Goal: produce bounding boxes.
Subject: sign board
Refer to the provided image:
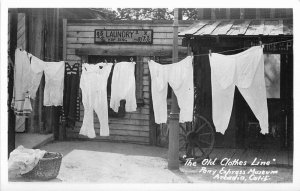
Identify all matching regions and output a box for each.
[95,29,153,44]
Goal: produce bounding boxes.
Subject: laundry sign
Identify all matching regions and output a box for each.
[95,29,153,44]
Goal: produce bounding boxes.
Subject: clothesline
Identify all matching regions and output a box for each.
[154,39,293,62]
[24,39,293,64]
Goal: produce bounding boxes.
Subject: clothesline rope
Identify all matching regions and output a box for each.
[131,39,293,63]
[25,39,293,64]
[153,39,293,62]
[187,39,293,57]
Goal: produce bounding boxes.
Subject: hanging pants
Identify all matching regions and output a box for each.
[63,63,80,128]
[148,56,194,124]
[79,63,113,138]
[209,46,269,134]
[110,61,137,113]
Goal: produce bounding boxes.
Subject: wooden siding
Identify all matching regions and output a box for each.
[8,13,11,50]
[65,20,190,144]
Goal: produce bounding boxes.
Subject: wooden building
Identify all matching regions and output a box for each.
[64,19,193,145]
[179,17,293,150]
[8,8,293,154]
[7,8,107,154]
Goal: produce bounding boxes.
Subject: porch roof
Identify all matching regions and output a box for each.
[178,19,293,37]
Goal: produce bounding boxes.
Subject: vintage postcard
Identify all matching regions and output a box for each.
[1,0,299,190]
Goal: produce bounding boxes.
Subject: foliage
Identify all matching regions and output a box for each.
[115,8,174,20]
[92,8,200,20]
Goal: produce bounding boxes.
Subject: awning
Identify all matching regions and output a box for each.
[179,19,293,37]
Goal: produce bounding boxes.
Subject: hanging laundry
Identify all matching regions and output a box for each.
[110,61,137,113]
[29,55,65,106]
[79,63,113,138]
[11,49,34,116]
[148,56,194,124]
[63,62,80,128]
[209,46,269,134]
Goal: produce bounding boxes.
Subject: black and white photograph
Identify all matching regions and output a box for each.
[1,0,299,190]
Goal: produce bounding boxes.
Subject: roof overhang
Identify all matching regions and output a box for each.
[179,19,293,38]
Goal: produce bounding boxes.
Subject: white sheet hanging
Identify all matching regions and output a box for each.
[209,46,269,134]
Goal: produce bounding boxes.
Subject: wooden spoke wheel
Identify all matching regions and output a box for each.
[179,115,215,163]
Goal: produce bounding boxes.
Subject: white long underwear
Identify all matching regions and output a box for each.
[11,49,33,116]
[79,63,113,138]
[148,56,194,124]
[209,46,269,135]
[29,55,65,106]
[110,62,137,112]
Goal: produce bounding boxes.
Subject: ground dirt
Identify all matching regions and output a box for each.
[9,141,293,183]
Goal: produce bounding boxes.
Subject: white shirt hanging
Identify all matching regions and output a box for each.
[110,61,137,113]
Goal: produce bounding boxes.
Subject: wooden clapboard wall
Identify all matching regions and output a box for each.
[64,20,192,144]
[8,13,11,51]
[17,13,26,49]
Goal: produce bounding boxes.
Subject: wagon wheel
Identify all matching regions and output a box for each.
[179,114,215,163]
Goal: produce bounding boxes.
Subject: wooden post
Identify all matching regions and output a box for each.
[44,9,61,139]
[168,8,180,170]
[59,18,67,140]
[8,9,18,156]
[62,19,67,61]
[28,8,45,133]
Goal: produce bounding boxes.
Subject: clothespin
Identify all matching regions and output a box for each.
[130,57,134,62]
[84,67,87,71]
[104,59,107,64]
[114,59,117,65]
[209,49,212,56]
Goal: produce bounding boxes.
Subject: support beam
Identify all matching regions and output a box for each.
[8,9,18,156]
[168,8,180,170]
[28,9,45,133]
